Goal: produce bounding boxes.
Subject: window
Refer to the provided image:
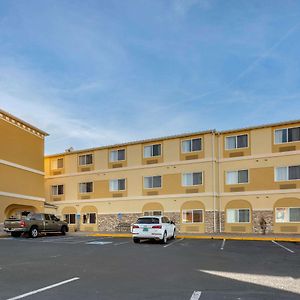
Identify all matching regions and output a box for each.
[182,209,203,223]
[162,217,170,223]
[275,207,300,223]
[64,214,76,224]
[227,209,250,223]
[82,213,96,224]
[79,182,93,193]
[143,211,162,216]
[78,154,93,166]
[275,165,300,181]
[226,170,249,184]
[109,179,126,191]
[144,176,162,189]
[109,149,125,162]
[225,134,248,150]
[51,158,63,169]
[137,217,159,224]
[181,138,202,153]
[275,127,300,144]
[51,185,64,196]
[143,144,161,158]
[182,172,203,186]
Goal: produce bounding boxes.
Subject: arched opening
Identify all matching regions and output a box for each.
[180,200,205,233]
[4,204,40,220]
[273,197,300,234]
[80,206,98,231]
[225,200,252,233]
[142,202,164,216]
[61,206,77,231]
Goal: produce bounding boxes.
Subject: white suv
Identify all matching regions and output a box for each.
[131,216,176,244]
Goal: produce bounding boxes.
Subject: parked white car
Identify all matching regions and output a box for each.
[131,216,176,244]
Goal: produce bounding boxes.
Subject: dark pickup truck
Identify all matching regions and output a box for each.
[4,213,69,238]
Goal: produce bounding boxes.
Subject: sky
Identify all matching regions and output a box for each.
[0,0,300,154]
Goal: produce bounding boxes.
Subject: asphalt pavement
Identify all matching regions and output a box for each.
[0,235,299,300]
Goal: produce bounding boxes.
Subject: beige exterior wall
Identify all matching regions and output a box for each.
[0,110,47,223]
[44,121,300,234]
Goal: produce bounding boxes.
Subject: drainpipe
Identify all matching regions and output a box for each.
[217,133,222,233]
[211,131,216,233]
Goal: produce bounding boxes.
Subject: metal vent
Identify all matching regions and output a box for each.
[81,195,90,200]
[52,171,62,176]
[146,159,158,164]
[280,184,296,190]
[185,154,198,160]
[186,189,199,193]
[112,163,123,168]
[279,146,296,152]
[112,193,123,197]
[230,187,245,192]
[280,226,298,233]
[229,152,244,157]
[147,191,158,196]
[81,167,91,172]
[231,226,246,232]
[52,197,61,201]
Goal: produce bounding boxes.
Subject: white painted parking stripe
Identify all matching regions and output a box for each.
[163,238,184,248]
[114,241,130,246]
[86,241,113,245]
[6,277,80,300]
[272,241,295,253]
[220,239,226,250]
[190,290,202,299]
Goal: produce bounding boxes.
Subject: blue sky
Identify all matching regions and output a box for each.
[0,0,299,154]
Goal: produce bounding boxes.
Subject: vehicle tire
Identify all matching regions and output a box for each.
[29,226,39,238]
[133,238,140,243]
[61,226,67,235]
[161,231,167,244]
[11,232,21,238]
[172,229,176,239]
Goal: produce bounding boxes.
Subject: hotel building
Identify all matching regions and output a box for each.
[0,109,48,223]
[44,120,300,234]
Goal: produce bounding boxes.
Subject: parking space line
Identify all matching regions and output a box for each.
[114,241,130,246]
[6,277,80,300]
[271,241,295,253]
[163,238,184,248]
[220,239,226,250]
[190,290,202,299]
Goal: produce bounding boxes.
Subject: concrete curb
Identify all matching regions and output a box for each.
[88,233,300,242]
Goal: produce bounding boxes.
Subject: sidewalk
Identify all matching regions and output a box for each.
[88,232,300,242]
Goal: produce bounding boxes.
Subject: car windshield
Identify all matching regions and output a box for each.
[136,217,159,224]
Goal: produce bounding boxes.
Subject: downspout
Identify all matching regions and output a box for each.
[218,133,222,232]
[211,131,216,233]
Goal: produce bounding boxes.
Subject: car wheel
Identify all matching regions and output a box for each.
[11,232,21,238]
[61,226,67,235]
[133,238,140,243]
[161,231,167,244]
[29,227,39,238]
[172,229,176,239]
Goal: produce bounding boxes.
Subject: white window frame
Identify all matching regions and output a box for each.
[274,126,300,145]
[82,212,97,224]
[109,149,126,162]
[143,210,162,216]
[275,207,300,223]
[226,208,251,224]
[109,178,126,191]
[181,138,202,153]
[78,154,93,166]
[182,209,204,224]
[51,185,64,196]
[64,214,76,224]
[143,143,162,158]
[225,134,249,150]
[143,175,162,189]
[225,169,249,185]
[181,172,203,187]
[79,182,94,194]
[51,158,64,170]
[274,166,300,182]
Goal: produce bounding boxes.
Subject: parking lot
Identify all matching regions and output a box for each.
[0,235,299,300]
